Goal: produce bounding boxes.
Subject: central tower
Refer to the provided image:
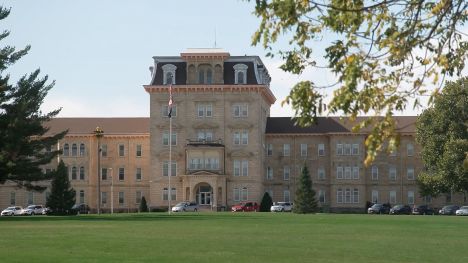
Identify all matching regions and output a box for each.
[144,48,275,210]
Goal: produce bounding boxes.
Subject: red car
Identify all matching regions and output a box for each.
[231,202,258,212]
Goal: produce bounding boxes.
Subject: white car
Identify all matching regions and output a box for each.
[21,205,45,216]
[455,206,468,216]
[172,202,199,212]
[1,206,23,216]
[270,202,293,212]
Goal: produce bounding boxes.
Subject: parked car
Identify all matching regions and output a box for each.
[439,205,460,215]
[412,205,435,215]
[390,204,412,215]
[21,205,45,216]
[1,206,23,216]
[171,202,199,212]
[455,206,468,216]
[231,202,258,212]
[71,204,90,215]
[270,202,293,212]
[367,203,391,214]
[42,207,51,215]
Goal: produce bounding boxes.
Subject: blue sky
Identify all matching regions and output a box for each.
[1,0,463,117]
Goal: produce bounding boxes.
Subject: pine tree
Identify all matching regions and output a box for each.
[293,165,318,214]
[259,192,273,212]
[0,6,66,191]
[139,196,148,212]
[46,160,75,215]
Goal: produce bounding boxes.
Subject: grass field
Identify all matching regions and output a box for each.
[1,212,467,263]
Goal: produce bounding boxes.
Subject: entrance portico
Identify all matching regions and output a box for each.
[181,172,226,210]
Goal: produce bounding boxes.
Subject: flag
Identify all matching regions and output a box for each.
[168,84,173,118]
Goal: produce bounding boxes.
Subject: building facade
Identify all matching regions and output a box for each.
[0,49,465,212]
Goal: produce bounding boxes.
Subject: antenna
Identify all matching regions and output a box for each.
[214,27,217,48]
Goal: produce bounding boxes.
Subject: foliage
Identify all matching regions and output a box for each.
[259,191,273,212]
[293,165,318,213]
[416,77,468,196]
[0,6,66,191]
[139,196,149,212]
[46,160,76,215]
[250,0,468,165]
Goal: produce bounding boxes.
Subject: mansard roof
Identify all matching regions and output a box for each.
[44,118,150,136]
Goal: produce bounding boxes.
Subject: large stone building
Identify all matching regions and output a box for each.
[0,49,465,212]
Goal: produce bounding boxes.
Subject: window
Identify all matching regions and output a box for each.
[283,166,290,180]
[197,130,213,142]
[283,190,290,202]
[389,166,397,181]
[352,144,359,155]
[233,130,248,145]
[389,190,396,204]
[118,167,125,181]
[336,166,343,179]
[27,192,34,206]
[344,167,351,179]
[163,161,177,177]
[136,144,142,157]
[337,188,343,203]
[353,188,359,203]
[446,193,452,203]
[372,190,379,203]
[136,191,142,204]
[79,166,85,180]
[423,195,432,203]
[371,166,379,180]
[198,69,205,84]
[190,158,202,170]
[79,190,84,204]
[71,167,77,180]
[283,144,290,156]
[344,144,351,155]
[407,167,415,180]
[266,144,273,156]
[300,144,307,157]
[101,144,107,157]
[233,160,248,176]
[317,168,325,180]
[101,192,107,204]
[233,103,248,118]
[266,167,273,180]
[63,143,69,156]
[319,190,326,203]
[234,64,248,84]
[234,188,240,201]
[336,144,343,155]
[241,187,248,201]
[101,168,108,181]
[407,143,414,156]
[162,131,177,146]
[345,188,351,203]
[162,104,177,118]
[79,143,85,156]
[408,191,415,205]
[162,64,176,85]
[119,144,125,157]
[136,168,142,181]
[10,192,15,205]
[233,160,240,176]
[352,166,359,179]
[318,143,325,156]
[162,188,176,201]
[119,191,124,205]
[206,69,212,84]
[72,143,78,156]
[241,160,248,176]
[197,103,212,118]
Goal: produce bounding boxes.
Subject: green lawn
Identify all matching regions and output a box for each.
[1,213,467,263]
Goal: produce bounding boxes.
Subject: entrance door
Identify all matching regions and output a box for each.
[197,185,212,205]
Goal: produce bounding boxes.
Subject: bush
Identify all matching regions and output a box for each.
[259,192,273,212]
[139,196,148,212]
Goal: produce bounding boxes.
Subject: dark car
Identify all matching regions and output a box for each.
[71,204,90,215]
[439,205,460,215]
[390,204,412,215]
[367,203,391,214]
[412,205,435,215]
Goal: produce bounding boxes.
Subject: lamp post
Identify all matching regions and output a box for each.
[109,168,113,214]
[94,126,104,214]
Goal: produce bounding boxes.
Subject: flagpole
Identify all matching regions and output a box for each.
[168,84,173,215]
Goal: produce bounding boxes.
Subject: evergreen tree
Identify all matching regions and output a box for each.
[259,192,273,212]
[46,160,75,215]
[0,6,66,191]
[139,196,148,212]
[293,165,318,214]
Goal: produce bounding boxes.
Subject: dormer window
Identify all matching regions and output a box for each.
[234,64,248,84]
[162,64,177,85]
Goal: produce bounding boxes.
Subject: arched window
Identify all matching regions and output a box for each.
[198,69,205,84]
[237,72,245,84]
[79,166,85,180]
[63,143,70,156]
[166,72,173,85]
[206,69,212,84]
[234,64,248,84]
[79,143,85,156]
[162,64,177,85]
[71,166,77,180]
[71,144,78,156]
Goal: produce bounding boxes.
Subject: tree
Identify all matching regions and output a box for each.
[251,0,468,165]
[293,165,318,214]
[0,6,66,191]
[259,192,273,212]
[139,196,149,212]
[46,160,76,215]
[416,77,468,197]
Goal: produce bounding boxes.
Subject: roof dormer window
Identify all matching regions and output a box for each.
[234,64,248,84]
[162,64,177,85]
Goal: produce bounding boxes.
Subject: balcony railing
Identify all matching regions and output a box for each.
[186,138,224,146]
